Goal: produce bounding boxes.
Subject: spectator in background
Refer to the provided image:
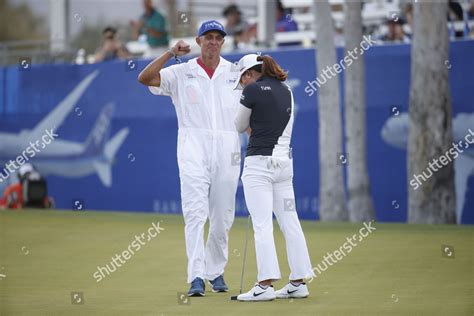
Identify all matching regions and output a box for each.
[276,0,300,46]
[95,27,130,62]
[0,164,32,210]
[0,180,22,209]
[223,4,250,50]
[379,17,410,43]
[276,0,298,33]
[223,4,248,36]
[448,0,464,21]
[130,0,169,57]
[448,0,465,38]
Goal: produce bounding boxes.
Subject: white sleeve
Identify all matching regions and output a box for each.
[234,104,252,133]
[148,65,178,97]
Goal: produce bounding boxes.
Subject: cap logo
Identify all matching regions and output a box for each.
[206,22,222,29]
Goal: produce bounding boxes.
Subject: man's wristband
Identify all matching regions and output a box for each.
[168,49,182,64]
[167,49,176,58]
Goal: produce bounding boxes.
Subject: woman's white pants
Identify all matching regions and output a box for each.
[241,155,314,282]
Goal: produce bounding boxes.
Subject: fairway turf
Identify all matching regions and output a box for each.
[0,210,472,315]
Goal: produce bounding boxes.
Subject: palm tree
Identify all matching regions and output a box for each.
[344,0,375,222]
[408,2,456,223]
[314,0,348,221]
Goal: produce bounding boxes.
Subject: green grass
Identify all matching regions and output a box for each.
[0,210,472,315]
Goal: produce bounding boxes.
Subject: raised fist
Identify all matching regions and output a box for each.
[171,40,191,56]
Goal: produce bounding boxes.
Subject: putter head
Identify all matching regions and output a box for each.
[230,295,238,300]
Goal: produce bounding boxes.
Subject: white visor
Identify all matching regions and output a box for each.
[233,54,263,90]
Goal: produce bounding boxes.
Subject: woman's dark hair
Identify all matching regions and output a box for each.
[250,55,288,82]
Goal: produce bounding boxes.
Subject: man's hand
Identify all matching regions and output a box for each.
[171,40,191,56]
[138,44,184,87]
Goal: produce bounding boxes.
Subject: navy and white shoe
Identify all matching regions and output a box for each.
[188,277,205,297]
[209,275,229,292]
[275,282,309,298]
[237,284,276,301]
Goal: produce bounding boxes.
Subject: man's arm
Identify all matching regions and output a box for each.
[137,40,190,87]
[147,28,166,39]
[116,43,131,59]
[94,40,115,62]
[130,19,144,41]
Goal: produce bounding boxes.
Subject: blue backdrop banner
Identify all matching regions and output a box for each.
[1,41,473,224]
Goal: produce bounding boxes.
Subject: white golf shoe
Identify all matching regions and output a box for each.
[237,284,276,302]
[275,282,309,299]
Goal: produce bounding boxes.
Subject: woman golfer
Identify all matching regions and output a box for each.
[233,54,314,301]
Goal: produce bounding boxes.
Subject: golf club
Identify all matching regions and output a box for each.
[230,214,251,301]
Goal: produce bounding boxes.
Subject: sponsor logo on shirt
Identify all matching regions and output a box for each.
[260,86,271,91]
[240,94,245,100]
[185,73,196,79]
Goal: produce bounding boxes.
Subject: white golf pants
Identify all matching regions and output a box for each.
[178,128,240,283]
[241,155,314,282]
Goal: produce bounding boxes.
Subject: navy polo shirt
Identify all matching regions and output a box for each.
[240,75,294,158]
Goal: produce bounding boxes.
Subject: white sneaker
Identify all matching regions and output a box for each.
[275,282,309,299]
[237,284,276,302]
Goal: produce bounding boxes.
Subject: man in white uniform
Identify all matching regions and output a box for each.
[138,20,241,296]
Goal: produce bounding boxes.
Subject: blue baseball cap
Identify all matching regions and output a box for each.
[197,20,227,37]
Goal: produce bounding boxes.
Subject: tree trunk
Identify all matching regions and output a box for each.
[314,0,348,221]
[344,1,375,222]
[408,2,456,223]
